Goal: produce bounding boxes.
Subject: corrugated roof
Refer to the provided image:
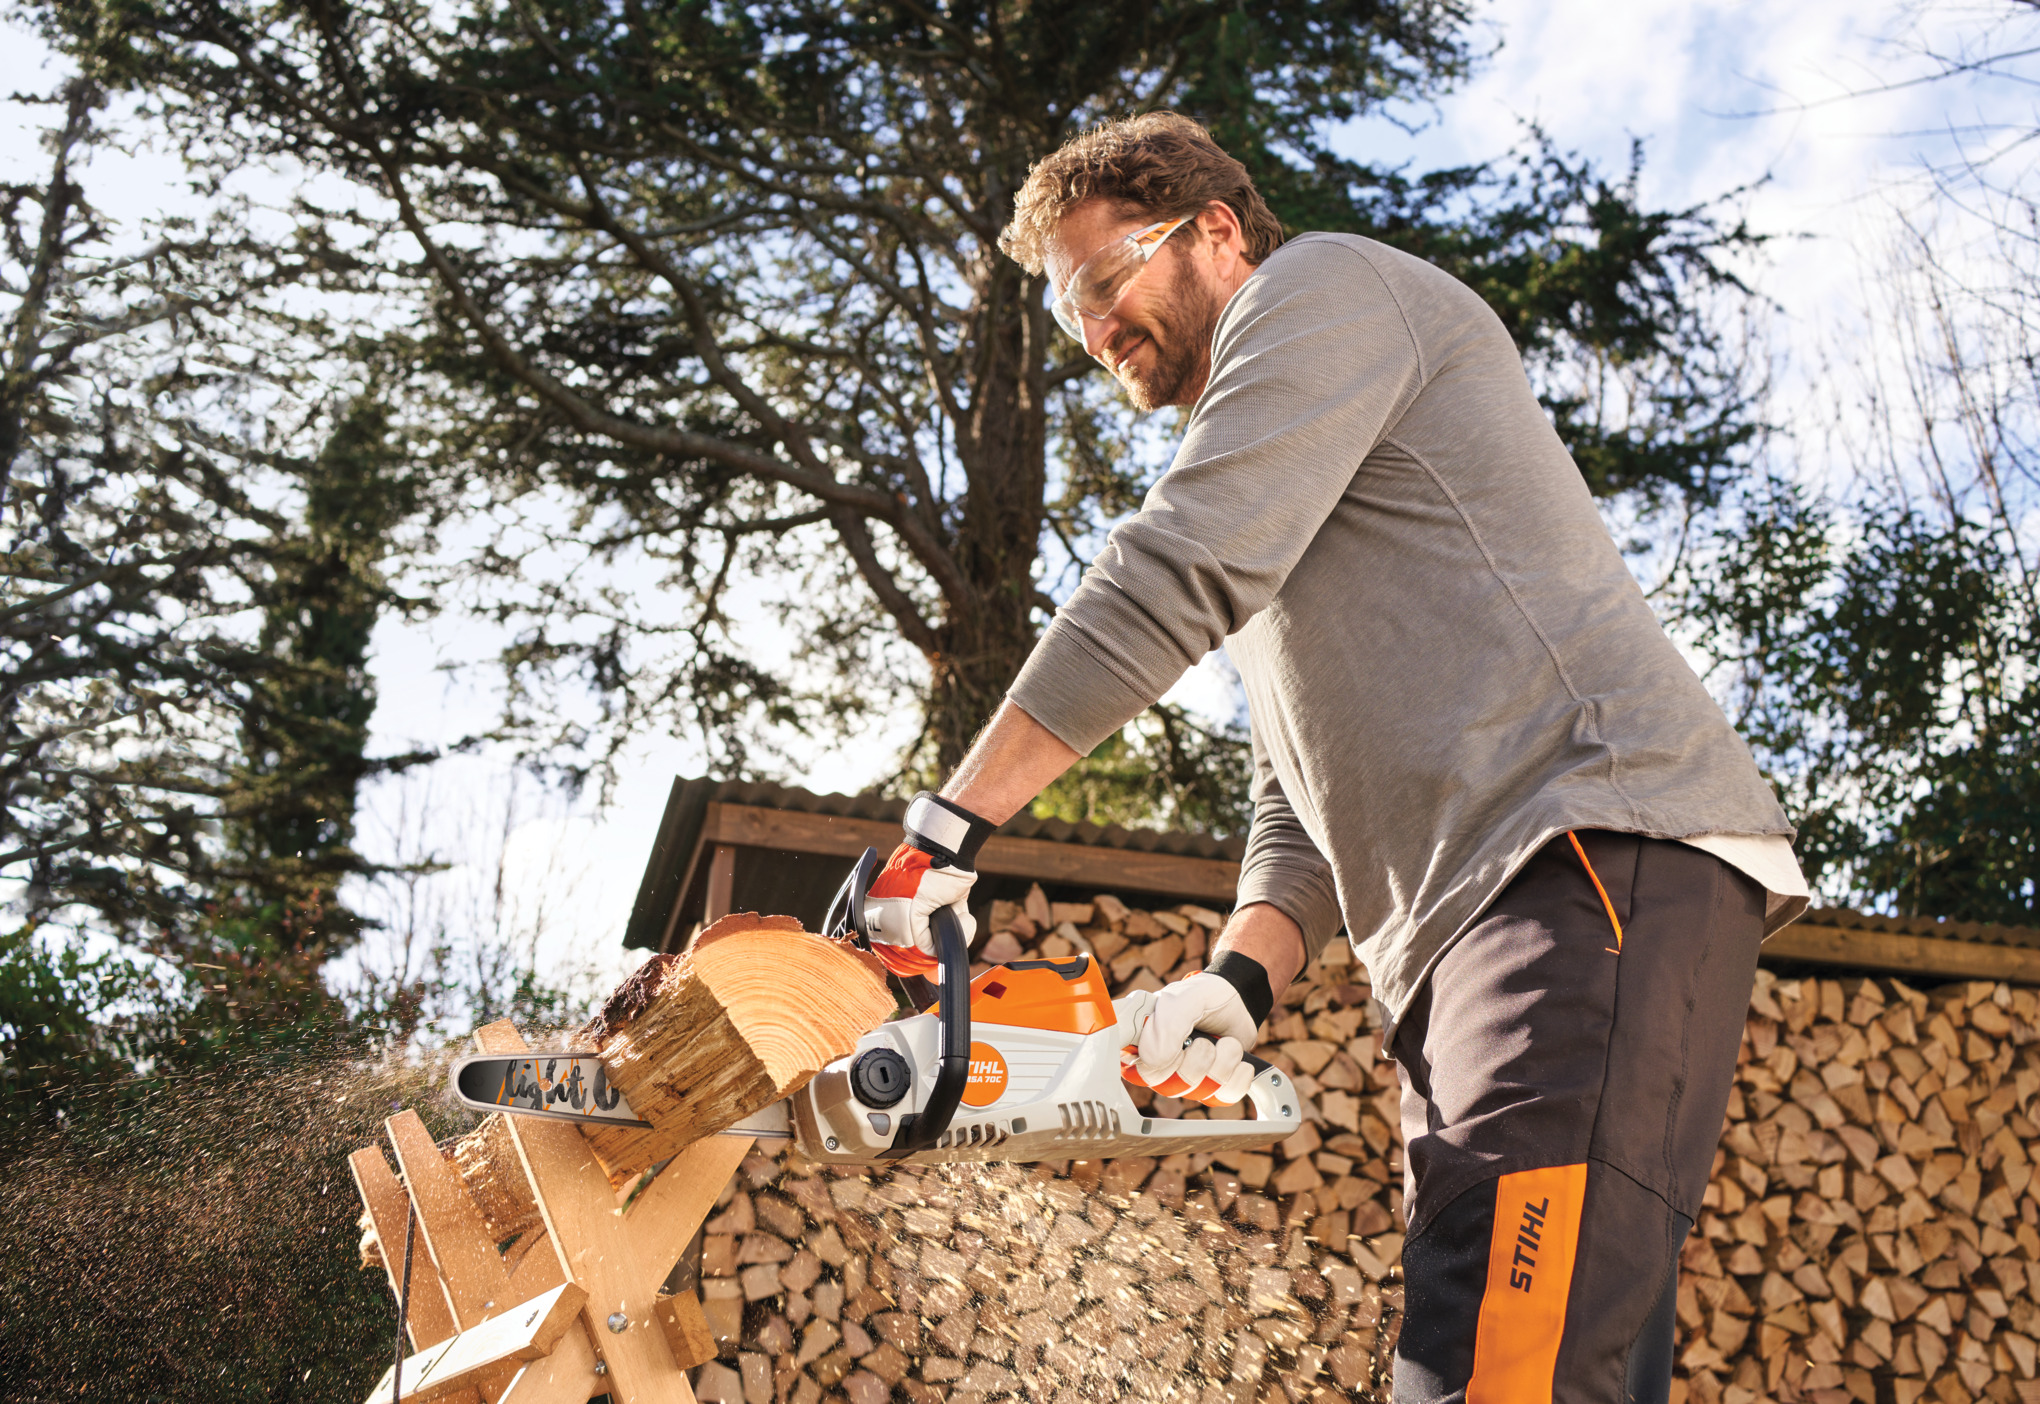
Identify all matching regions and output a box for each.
[694,778,1247,860]
[1795,905,2040,952]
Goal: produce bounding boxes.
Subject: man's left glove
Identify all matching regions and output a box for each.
[864,791,995,977]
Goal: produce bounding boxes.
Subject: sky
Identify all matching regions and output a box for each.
[4,1,2035,1001]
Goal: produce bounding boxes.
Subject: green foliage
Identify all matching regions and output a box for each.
[1679,477,2039,925]
[0,921,153,1100]
[1033,701,1256,837]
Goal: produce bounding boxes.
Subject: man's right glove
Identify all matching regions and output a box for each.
[1120,950,1275,1106]
[863,791,995,977]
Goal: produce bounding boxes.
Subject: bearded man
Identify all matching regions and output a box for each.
[861,112,1808,1404]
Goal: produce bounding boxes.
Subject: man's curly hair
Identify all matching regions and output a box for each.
[999,113,1286,275]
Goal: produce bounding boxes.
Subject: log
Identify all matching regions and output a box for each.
[450,1111,536,1243]
[577,912,893,1178]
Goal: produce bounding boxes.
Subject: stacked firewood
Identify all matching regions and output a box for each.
[684,888,2040,1404]
[1684,967,2040,1404]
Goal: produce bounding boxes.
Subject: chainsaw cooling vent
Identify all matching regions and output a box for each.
[936,1122,1008,1150]
[1054,1100,1121,1140]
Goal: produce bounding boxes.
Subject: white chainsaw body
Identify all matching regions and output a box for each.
[450,851,1303,1169]
[790,970,1303,1166]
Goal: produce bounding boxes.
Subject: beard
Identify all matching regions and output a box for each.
[1104,253,1227,412]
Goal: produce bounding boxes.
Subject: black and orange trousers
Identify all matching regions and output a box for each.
[1389,831,1767,1404]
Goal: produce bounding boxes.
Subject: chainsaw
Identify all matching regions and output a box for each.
[451,847,1302,1165]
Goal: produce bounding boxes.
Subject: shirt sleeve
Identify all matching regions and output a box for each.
[1007,236,1426,755]
[1235,729,1344,965]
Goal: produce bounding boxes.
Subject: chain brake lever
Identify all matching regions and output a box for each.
[823,846,880,949]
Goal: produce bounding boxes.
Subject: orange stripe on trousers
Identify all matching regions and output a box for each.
[1566,830,1625,952]
[1466,1163,1589,1404]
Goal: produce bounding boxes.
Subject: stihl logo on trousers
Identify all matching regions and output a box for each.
[1468,1167,1584,1403]
[1508,1196,1549,1291]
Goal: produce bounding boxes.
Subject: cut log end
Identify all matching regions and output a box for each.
[584,922,893,1172]
[423,917,890,1244]
[689,927,894,1091]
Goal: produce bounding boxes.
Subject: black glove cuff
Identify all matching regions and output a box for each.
[902,791,996,869]
[1205,950,1275,1030]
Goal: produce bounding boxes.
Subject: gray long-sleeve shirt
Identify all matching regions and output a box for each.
[1008,232,1795,1030]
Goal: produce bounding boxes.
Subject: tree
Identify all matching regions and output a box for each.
[1673,0,2040,926]
[1683,483,2037,925]
[42,0,1766,806]
[1,78,425,1044]
[1678,191,2040,926]
[0,916,152,1101]
[204,396,423,1010]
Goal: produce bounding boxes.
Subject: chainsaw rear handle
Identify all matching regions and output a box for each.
[1189,1032,1278,1080]
[1166,1032,1279,1099]
[880,902,970,1157]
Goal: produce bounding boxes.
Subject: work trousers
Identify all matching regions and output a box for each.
[1389,831,1766,1404]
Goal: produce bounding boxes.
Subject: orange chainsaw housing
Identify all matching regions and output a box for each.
[928,955,1118,1036]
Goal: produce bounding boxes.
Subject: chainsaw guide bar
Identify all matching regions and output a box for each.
[452,1054,651,1129]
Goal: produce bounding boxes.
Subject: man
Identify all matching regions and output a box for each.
[861,113,1808,1404]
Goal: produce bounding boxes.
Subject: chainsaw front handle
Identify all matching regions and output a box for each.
[880,902,970,1157]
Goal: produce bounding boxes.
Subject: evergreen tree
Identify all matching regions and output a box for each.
[1,80,425,1071]
[203,398,423,1024]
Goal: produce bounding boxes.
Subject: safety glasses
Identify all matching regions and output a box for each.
[1050,216,1192,342]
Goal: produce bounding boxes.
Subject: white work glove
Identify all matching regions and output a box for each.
[861,791,993,977]
[865,848,977,977]
[1120,953,1273,1106]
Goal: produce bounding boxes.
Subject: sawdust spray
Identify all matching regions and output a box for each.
[0,1027,526,1402]
[696,1143,1402,1404]
[0,1005,1396,1404]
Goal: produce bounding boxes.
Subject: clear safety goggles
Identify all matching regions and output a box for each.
[1050,216,1192,342]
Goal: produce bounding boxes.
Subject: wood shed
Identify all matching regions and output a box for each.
[623,777,1241,956]
[623,775,2040,988]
